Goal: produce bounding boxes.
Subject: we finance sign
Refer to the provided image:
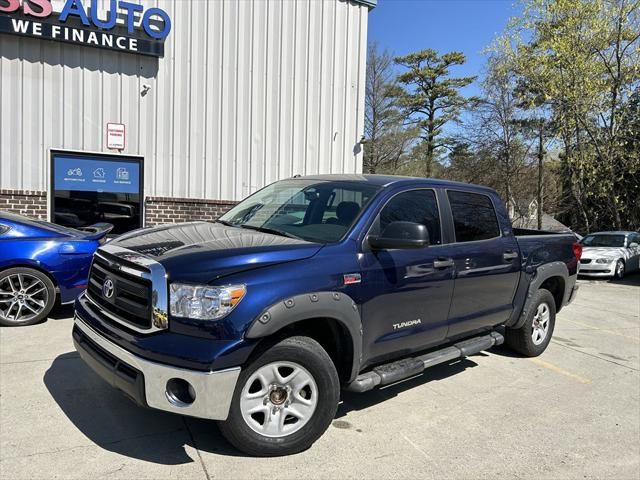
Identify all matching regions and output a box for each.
[0,0,171,57]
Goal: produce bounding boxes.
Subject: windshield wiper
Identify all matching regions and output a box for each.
[238,225,304,240]
[215,219,234,227]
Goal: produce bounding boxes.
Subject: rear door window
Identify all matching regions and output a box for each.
[447,191,500,242]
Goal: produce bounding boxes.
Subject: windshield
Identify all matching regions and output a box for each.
[580,234,626,248]
[219,179,381,243]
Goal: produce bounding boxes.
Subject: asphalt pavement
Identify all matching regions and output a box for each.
[1,275,639,479]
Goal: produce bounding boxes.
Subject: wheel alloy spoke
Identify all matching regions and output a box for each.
[28,287,46,297]
[285,402,314,422]
[271,364,286,385]
[7,301,18,319]
[22,302,39,314]
[241,395,268,415]
[6,277,18,293]
[24,280,42,293]
[262,409,285,436]
[14,303,24,321]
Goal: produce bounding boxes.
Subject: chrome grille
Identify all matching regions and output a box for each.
[86,245,169,333]
[88,255,152,329]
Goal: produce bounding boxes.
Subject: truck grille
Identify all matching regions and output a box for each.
[87,254,152,330]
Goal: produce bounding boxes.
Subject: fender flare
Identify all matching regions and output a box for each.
[245,291,363,382]
[511,261,569,329]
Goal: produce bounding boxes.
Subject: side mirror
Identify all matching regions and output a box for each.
[368,221,429,250]
[629,242,639,248]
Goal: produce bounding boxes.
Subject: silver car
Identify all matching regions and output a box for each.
[579,231,640,279]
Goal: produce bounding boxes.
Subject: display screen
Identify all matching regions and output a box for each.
[51,152,143,235]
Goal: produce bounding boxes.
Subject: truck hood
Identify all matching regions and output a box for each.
[581,246,627,260]
[109,222,322,283]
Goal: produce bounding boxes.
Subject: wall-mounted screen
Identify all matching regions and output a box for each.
[51,152,143,234]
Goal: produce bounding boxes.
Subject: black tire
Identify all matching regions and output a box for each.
[614,259,625,280]
[0,267,56,327]
[505,288,556,357]
[218,336,340,457]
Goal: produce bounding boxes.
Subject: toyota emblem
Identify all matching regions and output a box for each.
[102,278,115,299]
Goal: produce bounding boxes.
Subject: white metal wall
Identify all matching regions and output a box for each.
[0,0,369,200]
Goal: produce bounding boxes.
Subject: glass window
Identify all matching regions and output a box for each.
[219,180,380,243]
[51,153,142,235]
[379,190,441,245]
[0,224,9,236]
[448,190,500,242]
[580,234,626,248]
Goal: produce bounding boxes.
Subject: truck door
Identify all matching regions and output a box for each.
[443,190,521,337]
[359,189,455,366]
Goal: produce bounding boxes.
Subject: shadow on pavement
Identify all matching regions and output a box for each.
[44,352,245,465]
[44,351,486,462]
[610,272,640,286]
[578,271,640,287]
[49,304,75,320]
[336,356,480,418]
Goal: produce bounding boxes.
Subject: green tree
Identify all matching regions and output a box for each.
[502,0,640,231]
[394,49,476,177]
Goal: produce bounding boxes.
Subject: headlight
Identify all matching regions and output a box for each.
[169,284,246,320]
[595,258,611,264]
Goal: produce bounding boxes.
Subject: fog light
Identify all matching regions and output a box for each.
[165,378,196,406]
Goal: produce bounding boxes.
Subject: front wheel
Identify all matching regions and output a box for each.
[614,259,625,280]
[505,288,556,357]
[218,336,340,457]
[0,268,56,326]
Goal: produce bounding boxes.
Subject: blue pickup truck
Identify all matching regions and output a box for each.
[73,175,581,456]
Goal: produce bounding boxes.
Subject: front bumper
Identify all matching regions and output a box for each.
[73,317,241,420]
[579,261,615,277]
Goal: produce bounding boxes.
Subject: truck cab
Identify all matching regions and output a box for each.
[73,175,580,456]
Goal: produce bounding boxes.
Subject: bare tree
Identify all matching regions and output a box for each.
[364,43,414,174]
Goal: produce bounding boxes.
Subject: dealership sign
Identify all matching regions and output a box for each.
[0,0,171,57]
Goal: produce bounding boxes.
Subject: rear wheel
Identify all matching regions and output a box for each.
[218,336,340,456]
[0,268,56,327]
[505,288,556,357]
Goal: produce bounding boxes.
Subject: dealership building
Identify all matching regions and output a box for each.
[0,0,375,233]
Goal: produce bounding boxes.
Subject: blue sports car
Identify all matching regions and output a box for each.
[0,212,112,326]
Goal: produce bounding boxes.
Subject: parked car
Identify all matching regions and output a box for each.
[578,231,640,279]
[72,175,581,456]
[0,212,112,326]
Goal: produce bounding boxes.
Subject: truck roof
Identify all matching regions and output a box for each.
[291,174,498,194]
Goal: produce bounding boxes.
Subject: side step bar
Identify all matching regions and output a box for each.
[345,331,504,393]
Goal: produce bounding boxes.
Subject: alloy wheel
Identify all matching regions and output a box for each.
[239,361,318,438]
[0,274,49,323]
[531,302,550,346]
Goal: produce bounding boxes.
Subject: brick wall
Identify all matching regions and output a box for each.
[145,196,237,227]
[0,190,237,227]
[0,190,47,219]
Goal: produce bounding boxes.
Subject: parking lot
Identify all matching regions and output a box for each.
[1,276,638,480]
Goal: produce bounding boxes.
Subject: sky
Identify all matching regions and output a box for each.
[368,0,523,98]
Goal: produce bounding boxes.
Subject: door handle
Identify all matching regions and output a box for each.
[433,258,454,269]
[503,250,519,261]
